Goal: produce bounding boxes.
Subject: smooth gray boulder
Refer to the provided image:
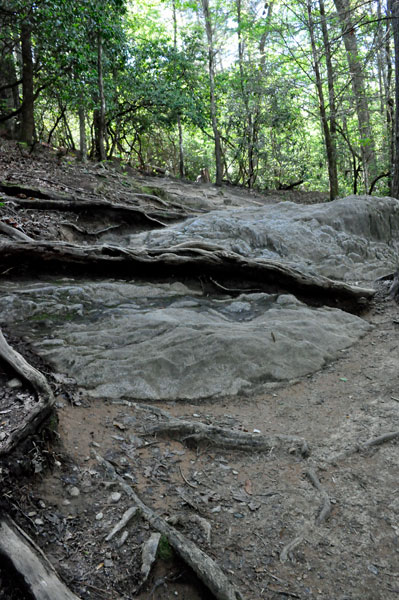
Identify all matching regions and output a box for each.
[130,196,399,281]
[0,280,370,401]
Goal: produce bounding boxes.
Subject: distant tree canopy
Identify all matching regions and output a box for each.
[0,0,398,197]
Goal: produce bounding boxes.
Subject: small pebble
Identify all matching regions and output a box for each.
[96,512,103,521]
[7,378,22,389]
[63,499,71,506]
[104,559,113,568]
[34,518,44,526]
[69,486,80,497]
[110,492,121,503]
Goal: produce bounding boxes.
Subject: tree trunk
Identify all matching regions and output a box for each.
[94,32,106,161]
[201,0,223,186]
[333,0,376,192]
[172,0,185,179]
[79,104,87,162]
[0,38,19,138]
[20,23,35,145]
[389,0,399,198]
[319,0,339,199]
[307,0,338,201]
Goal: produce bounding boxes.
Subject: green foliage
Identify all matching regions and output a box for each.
[157,534,174,560]
[0,0,393,192]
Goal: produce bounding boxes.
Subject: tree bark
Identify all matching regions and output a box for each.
[0,38,19,138]
[78,103,87,162]
[201,0,223,186]
[389,0,399,198]
[319,0,339,199]
[20,23,35,145]
[94,32,106,161]
[172,0,185,178]
[307,0,338,201]
[333,0,376,192]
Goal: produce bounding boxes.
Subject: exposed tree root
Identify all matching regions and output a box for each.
[0,181,193,223]
[327,430,399,464]
[305,468,332,525]
[0,513,80,600]
[280,469,332,563]
[135,403,310,457]
[0,221,33,241]
[0,328,54,456]
[280,534,305,563]
[0,239,375,310]
[94,452,243,600]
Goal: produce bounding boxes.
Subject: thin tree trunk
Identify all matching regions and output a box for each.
[307,0,338,201]
[385,1,394,193]
[201,0,223,186]
[333,0,376,192]
[249,1,274,188]
[20,23,35,145]
[319,0,339,199]
[172,0,185,178]
[79,104,87,162]
[0,38,19,138]
[389,0,399,198]
[95,32,106,161]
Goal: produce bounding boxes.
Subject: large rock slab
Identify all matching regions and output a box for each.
[0,280,370,401]
[131,196,399,281]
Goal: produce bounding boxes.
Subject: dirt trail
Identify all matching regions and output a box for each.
[1,143,398,600]
[14,294,396,600]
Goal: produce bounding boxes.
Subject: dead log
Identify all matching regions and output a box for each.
[0,513,81,600]
[0,239,375,310]
[0,329,54,455]
[94,452,243,600]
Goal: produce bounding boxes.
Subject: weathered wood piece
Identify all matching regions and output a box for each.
[0,239,375,309]
[0,514,81,600]
[94,452,243,600]
[0,329,54,455]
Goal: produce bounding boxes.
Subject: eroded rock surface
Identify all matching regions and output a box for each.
[131,196,399,281]
[0,280,370,400]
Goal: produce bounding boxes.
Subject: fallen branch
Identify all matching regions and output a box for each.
[305,468,332,525]
[0,239,375,310]
[0,328,54,455]
[0,513,80,600]
[136,403,310,457]
[94,452,243,600]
